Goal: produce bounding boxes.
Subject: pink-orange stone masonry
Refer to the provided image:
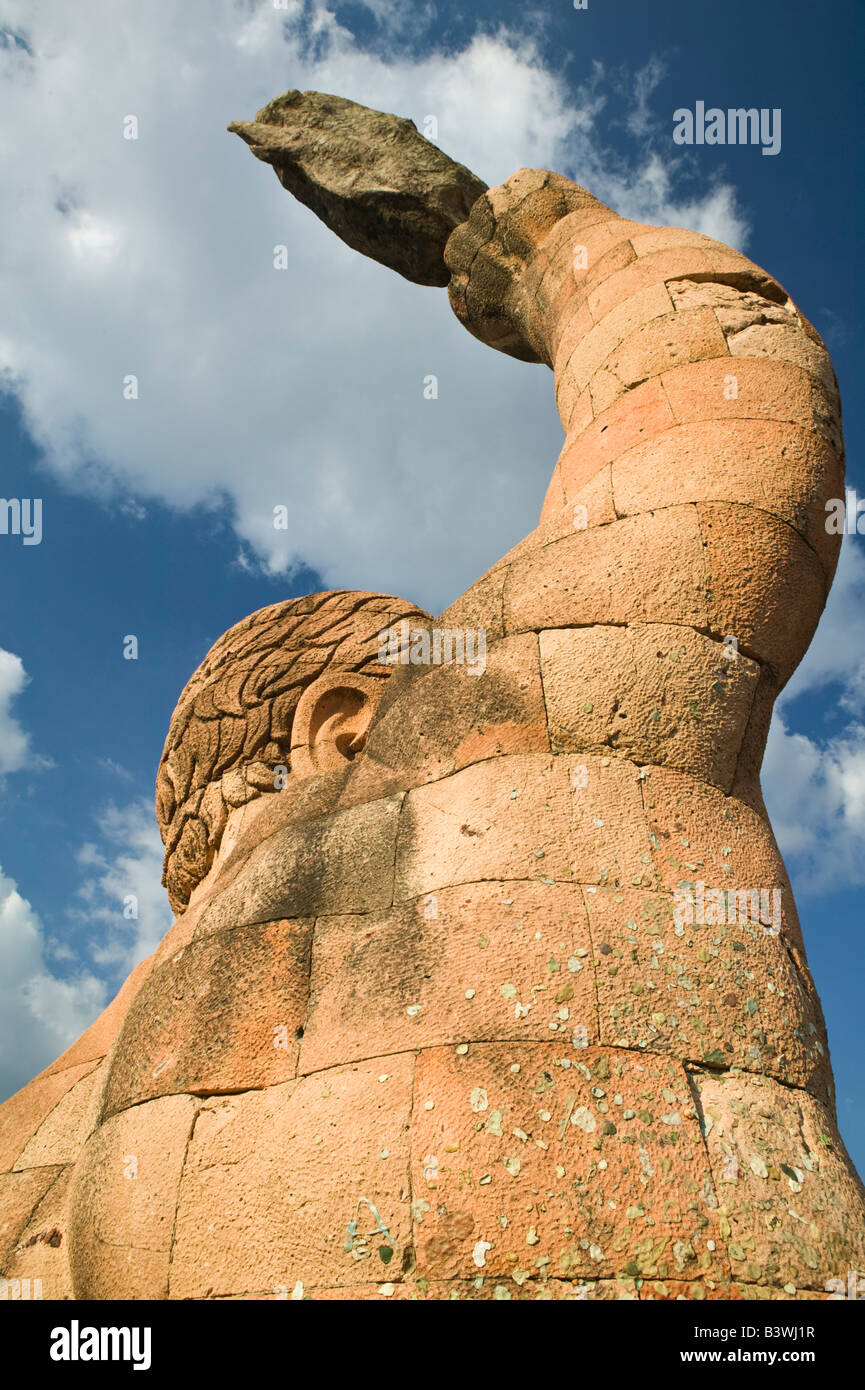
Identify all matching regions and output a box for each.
[1,94,863,1301]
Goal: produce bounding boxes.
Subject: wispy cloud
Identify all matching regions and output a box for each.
[0,863,107,1098]
[73,798,173,971]
[96,756,135,781]
[764,540,865,891]
[0,648,31,776]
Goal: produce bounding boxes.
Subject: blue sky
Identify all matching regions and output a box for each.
[0,0,863,1174]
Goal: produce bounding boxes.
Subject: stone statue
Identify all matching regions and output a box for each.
[2,92,863,1302]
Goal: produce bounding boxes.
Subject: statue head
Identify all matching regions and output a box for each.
[156,589,429,916]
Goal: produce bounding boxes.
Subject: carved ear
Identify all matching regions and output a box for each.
[290,673,384,778]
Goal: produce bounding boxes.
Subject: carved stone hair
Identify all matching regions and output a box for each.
[156,589,429,916]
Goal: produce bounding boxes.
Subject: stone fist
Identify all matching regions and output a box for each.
[229,89,487,287]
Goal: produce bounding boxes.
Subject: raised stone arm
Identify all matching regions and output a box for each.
[231,92,844,800]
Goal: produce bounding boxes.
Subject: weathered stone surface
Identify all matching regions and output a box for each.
[596,308,729,404]
[394,755,573,897]
[504,507,708,632]
[208,1274,640,1299]
[556,285,674,399]
[102,919,313,1116]
[610,419,843,576]
[410,1043,729,1287]
[0,1166,64,1266]
[193,792,403,935]
[537,460,618,541]
[1,1165,74,1299]
[229,90,487,287]
[394,753,653,900]
[13,1065,104,1170]
[689,1070,865,1291]
[582,885,831,1095]
[643,766,799,910]
[446,170,614,361]
[538,625,761,791]
[661,357,843,454]
[699,503,828,688]
[68,1094,197,1300]
[364,632,549,785]
[0,1060,100,1174]
[730,668,781,808]
[169,1057,415,1297]
[557,376,677,495]
[301,881,597,1072]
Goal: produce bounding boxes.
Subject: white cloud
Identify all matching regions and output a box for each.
[73,799,174,971]
[0,864,107,1099]
[776,540,865,714]
[763,718,865,890]
[0,0,748,614]
[0,651,103,1097]
[0,795,171,1102]
[96,756,134,781]
[0,648,30,775]
[621,57,667,138]
[763,540,865,890]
